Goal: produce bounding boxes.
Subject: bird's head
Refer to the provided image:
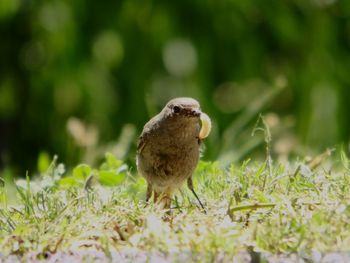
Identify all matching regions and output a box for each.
[163,97,201,119]
[160,97,211,139]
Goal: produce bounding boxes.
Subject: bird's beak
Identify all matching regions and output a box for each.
[191,109,201,117]
[185,108,201,117]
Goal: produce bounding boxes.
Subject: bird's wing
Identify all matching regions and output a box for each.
[137,115,159,154]
[137,134,147,154]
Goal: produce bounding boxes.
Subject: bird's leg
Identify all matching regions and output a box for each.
[145,183,153,203]
[187,177,206,213]
[163,194,172,209]
[155,192,172,210]
[154,191,160,203]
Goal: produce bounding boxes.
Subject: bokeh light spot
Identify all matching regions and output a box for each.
[163,38,197,77]
[38,1,71,32]
[92,31,124,68]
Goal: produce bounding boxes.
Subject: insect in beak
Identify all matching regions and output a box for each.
[199,112,211,139]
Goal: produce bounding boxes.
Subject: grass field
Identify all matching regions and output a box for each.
[1,150,350,262]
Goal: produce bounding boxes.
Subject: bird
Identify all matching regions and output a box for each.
[136,97,211,210]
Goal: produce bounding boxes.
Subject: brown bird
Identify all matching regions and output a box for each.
[136,97,211,210]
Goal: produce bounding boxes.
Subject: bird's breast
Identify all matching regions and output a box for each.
[137,118,201,187]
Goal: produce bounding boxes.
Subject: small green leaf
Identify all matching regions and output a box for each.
[98,170,125,186]
[58,177,79,187]
[101,152,123,170]
[127,176,146,195]
[73,164,92,181]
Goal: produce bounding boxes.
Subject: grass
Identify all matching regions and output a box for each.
[1,149,350,262]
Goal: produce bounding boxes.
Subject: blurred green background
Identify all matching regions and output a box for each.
[0,0,350,176]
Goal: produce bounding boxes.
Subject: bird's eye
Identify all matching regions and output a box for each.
[173,106,181,114]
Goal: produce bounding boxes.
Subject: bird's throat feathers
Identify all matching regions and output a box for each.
[164,116,199,139]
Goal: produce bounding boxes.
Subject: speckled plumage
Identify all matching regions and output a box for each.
[136,97,204,208]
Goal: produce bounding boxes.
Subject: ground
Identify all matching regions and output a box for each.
[1,151,350,262]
